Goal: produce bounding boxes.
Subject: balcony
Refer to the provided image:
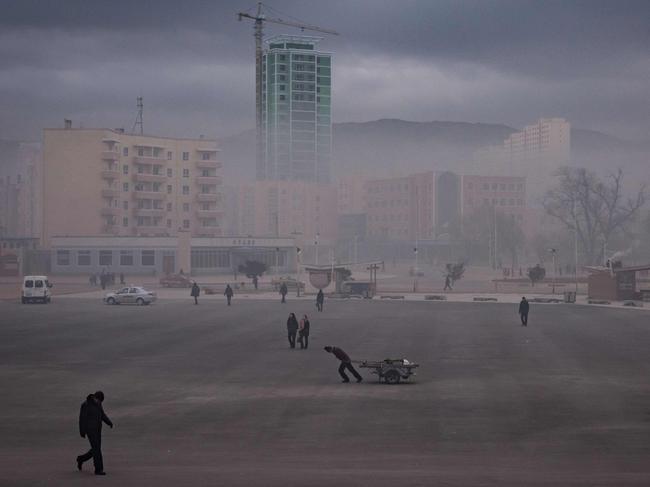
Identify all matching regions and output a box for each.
[134,208,165,218]
[196,193,219,202]
[101,169,120,180]
[195,228,222,237]
[195,176,221,185]
[102,225,119,235]
[133,172,167,184]
[133,156,166,165]
[135,226,166,235]
[101,151,120,161]
[196,159,222,169]
[100,207,121,217]
[195,209,223,218]
[101,188,120,198]
[133,190,167,200]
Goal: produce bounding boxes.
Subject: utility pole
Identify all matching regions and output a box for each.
[315,232,319,266]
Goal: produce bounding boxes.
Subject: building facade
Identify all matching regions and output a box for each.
[0,141,41,240]
[41,127,223,247]
[237,180,338,246]
[260,35,332,183]
[364,171,461,242]
[50,235,297,276]
[461,175,527,225]
[473,118,570,203]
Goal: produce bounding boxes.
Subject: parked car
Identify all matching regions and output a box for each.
[22,275,53,304]
[104,286,157,305]
[159,274,193,288]
[271,277,305,291]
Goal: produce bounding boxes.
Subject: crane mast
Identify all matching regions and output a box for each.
[237,2,339,180]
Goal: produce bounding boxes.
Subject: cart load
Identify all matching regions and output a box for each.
[358,358,419,384]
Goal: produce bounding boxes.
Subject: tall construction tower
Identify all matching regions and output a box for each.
[237,3,338,180]
[132,96,144,135]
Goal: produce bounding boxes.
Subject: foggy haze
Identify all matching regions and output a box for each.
[0,0,649,141]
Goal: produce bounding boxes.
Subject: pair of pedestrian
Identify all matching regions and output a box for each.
[76,391,113,476]
[316,289,324,312]
[286,313,310,349]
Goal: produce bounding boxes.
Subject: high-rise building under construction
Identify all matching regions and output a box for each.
[259,35,332,183]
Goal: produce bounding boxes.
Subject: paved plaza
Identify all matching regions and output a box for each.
[1,297,649,486]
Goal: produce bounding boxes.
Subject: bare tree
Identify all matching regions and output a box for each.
[543,167,646,265]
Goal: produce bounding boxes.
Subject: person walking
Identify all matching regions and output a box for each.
[224,284,234,306]
[253,275,258,290]
[119,272,125,285]
[324,346,363,383]
[444,274,452,291]
[316,289,324,312]
[287,313,299,348]
[76,391,113,476]
[519,296,530,326]
[298,314,310,349]
[280,282,288,304]
[191,282,201,305]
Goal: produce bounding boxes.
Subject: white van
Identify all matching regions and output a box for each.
[22,275,52,304]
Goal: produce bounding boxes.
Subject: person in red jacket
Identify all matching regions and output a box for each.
[324,346,363,383]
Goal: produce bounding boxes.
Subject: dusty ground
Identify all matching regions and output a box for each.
[1,297,649,486]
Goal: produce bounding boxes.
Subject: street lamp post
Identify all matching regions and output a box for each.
[413,247,418,292]
[315,232,320,266]
[548,248,558,294]
[296,247,302,297]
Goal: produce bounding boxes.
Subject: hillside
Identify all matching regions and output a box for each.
[218,120,649,183]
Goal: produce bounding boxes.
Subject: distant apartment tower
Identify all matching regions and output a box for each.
[259,35,332,183]
[0,141,41,240]
[473,118,569,203]
[41,127,223,247]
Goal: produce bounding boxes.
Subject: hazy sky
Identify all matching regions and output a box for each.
[0,0,648,141]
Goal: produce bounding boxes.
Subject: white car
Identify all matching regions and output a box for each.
[104,286,157,305]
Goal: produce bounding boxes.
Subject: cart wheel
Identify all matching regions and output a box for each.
[384,370,401,384]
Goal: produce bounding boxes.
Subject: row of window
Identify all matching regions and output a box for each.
[56,249,156,267]
[118,147,197,161]
[468,198,524,207]
[468,182,525,191]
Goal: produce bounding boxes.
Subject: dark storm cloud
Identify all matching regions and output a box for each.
[0,0,648,140]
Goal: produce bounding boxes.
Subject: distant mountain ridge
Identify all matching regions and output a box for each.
[218,119,649,183]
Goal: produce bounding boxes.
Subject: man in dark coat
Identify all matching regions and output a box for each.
[77,391,113,475]
[191,282,200,305]
[298,314,310,349]
[279,282,288,303]
[519,296,530,326]
[324,346,363,383]
[224,284,234,306]
[316,289,324,312]
[287,313,299,348]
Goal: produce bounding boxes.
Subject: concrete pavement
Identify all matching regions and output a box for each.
[1,298,650,485]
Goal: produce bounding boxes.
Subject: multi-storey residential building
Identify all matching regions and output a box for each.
[364,171,461,242]
[237,180,338,245]
[0,141,41,240]
[461,175,527,225]
[260,35,332,183]
[337,174,367,215]
[41,127,223,247]
[473,118,569,203]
